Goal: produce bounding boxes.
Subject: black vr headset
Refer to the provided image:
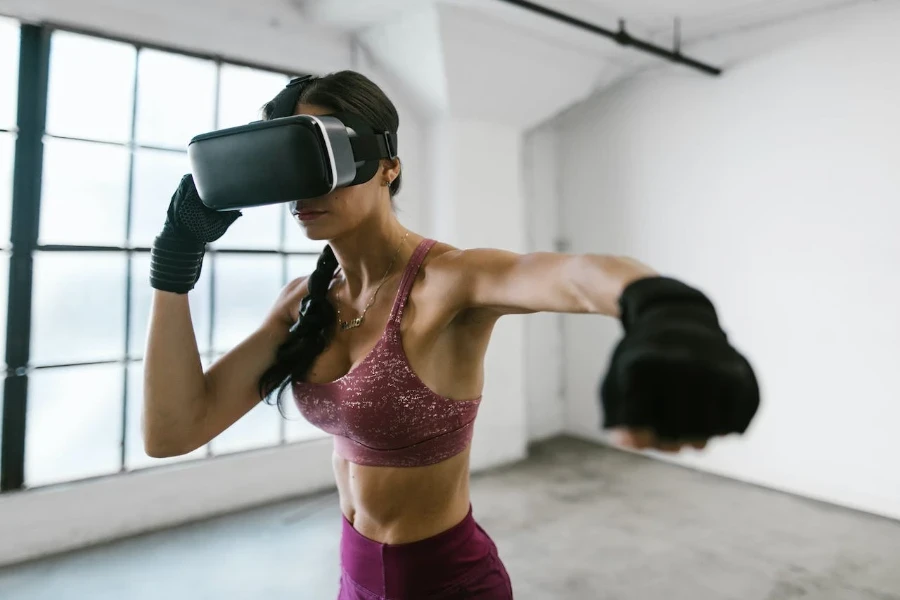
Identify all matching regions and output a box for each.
[187,75,398,211]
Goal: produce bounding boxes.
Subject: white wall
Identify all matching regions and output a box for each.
[556,2,900,520]
[523,125,565,442]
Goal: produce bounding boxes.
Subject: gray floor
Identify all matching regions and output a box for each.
[2,437,900,599]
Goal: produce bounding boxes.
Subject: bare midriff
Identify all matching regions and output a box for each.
[333,445,473,544]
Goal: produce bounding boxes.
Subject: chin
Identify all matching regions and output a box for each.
[301,227,331,242]
[302,221,351,243]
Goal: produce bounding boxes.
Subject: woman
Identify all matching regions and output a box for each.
[143,71,758,599]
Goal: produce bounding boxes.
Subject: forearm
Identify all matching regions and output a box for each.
[568,254,658,318]
[142,290,208,455]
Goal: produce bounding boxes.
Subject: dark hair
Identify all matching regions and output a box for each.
[257,70,402,408]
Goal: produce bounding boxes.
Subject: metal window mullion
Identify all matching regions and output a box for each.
[33,358,134,370]
[120,45,141,473]
[42,132,186,155]
[1,24,51,492]
[204,60,224,459]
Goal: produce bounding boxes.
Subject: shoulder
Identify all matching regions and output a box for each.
[268,276,310,326]
[425,244,520,280]
[419,241,520,305]
[419,241,469,284]
[281,275,309,299]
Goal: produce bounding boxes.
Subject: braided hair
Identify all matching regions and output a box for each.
[258,246,338,404]
[257,71,401,408]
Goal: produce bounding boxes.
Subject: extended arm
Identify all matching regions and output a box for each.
[445,248,659,317]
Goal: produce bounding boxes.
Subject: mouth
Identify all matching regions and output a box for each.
[293,209,327,222]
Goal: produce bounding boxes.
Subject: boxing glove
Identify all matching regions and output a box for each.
[150,174,242,294]
[599,276,760,441]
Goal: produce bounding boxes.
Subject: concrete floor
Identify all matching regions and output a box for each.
[2,437,900,599]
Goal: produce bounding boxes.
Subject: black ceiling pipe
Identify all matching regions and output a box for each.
[493,0,723,76]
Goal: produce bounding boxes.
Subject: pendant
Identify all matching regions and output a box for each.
[341,316,364,331]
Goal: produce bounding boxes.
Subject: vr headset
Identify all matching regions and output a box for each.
[187,75,398,211]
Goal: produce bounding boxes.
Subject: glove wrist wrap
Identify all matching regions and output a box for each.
[619,276,719,332]
[150,233,206,294]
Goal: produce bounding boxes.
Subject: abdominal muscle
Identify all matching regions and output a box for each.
[333,444,473,544]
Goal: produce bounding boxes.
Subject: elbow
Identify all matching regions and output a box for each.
[141,414,202,459]
[143,436,198,459]
[143,441,175,459]
[575,254,658,317]
[142,432,189,459]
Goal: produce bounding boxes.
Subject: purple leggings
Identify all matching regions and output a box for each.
[337,506,513,599]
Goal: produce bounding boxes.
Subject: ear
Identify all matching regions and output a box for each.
[381,158,401,184]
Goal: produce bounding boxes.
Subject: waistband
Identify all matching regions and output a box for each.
[333,419,477,468]
[340,505,493,597]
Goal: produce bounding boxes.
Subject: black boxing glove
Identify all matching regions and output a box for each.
[150,174,242,294]
[599,276,760,441]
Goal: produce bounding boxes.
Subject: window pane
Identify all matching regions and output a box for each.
[0,17,20,129]
[287,255,319,285]
[135,50,216,150]
[32,252,126,366]
[25,363,124,487]
[46,32,135,143]
[217,65,288,129]
[284,208,327,253]
[209,399,281,456]
[212,202,282,251]
[0,133,13,247]
[130,149,190,247]
[39,138,129,246]
[129,252,211,358]
[125,362,206,470]
[212,255,282,352]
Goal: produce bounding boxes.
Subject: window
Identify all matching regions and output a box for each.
[1,23,326,492]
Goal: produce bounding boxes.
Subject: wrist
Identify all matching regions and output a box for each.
[618,276,717,330]
[150,235,207,294]
[582,255,657,318]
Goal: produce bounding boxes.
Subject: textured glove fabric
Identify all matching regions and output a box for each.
[150,174,241,294]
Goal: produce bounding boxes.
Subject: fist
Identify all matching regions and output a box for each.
[162,174,242,244]
[599,277,760,451]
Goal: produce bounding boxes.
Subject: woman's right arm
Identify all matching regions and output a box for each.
[143,278,306,457]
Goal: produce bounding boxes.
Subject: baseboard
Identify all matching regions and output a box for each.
[567,429,900,523]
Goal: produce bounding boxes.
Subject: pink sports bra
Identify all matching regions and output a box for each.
[292,239,482,468]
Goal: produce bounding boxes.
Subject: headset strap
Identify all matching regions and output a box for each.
[350,131,398,161]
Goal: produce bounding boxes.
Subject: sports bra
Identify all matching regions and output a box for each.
[292,238,482,468]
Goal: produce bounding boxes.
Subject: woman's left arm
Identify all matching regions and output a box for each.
[449,249,659,317]
[440,247,761,451]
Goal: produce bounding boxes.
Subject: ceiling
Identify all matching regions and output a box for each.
[445,0,874,48]
[296,0,872,44]
[287,0,877,126]
[292,0,875,77]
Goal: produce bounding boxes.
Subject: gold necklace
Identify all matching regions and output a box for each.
[335,231,410,331]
